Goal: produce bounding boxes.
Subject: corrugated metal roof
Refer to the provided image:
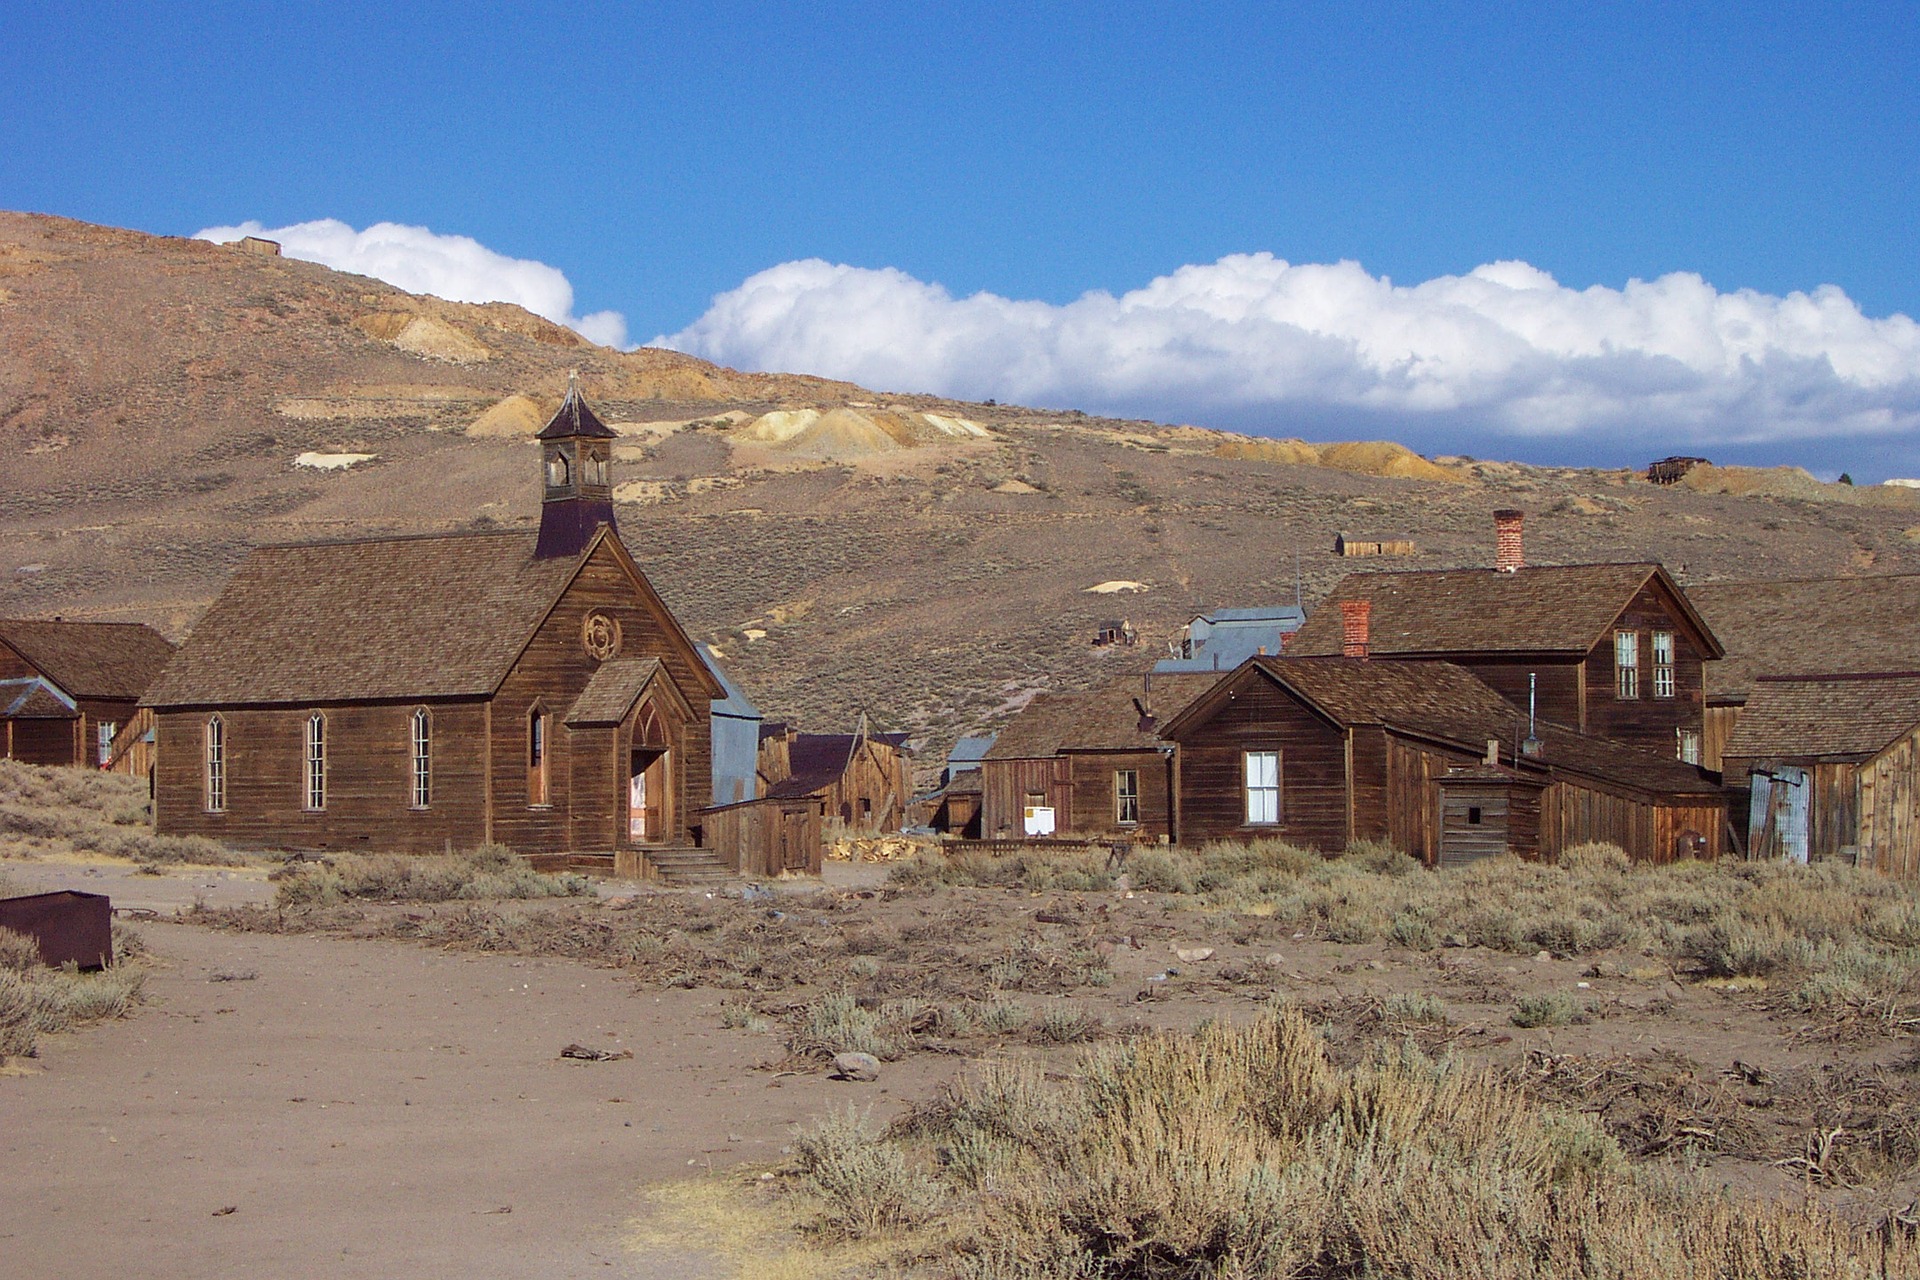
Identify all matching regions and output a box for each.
[700,644,760,721]
[1196,606,1307,625]
[1724,673,1920,761]
[946,735,997,767]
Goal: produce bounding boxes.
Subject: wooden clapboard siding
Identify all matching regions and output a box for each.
[489,539,711,852]
[1809,763,1859,862]
[1439,783,1510,866]
[1861,730,1920,879]
[1702,704,1740,774]
[1172,674,1348,849]
[1347,727,1391,845]
[702,795,825,877]
[153,701,489,851]
[1581,579,1707,756]
[1064,749,1174,840]
[980,757,1073,837]
[1449,659,1584,731]
[6,717,77,766]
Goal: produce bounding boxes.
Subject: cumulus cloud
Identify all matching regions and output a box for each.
[195,219,628,348]
[658,254,1920,452]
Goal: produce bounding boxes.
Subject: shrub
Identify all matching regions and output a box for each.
[791,1107,943,1239]
[1384,991,1450,1025]
[1341,839,1422,877]
[0,926,42,973]
[272,847,591,906]
[1512,993,1585,1028]
[1033,1002,1105,1044]
[1560,842,1631,874]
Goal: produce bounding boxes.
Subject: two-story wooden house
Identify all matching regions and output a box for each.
[1286,511,1723,762]
[142,382,725,868]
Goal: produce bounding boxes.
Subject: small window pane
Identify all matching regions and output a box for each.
[411,710,432,809]
[205,717,226,812]
[1115,769,1140,825]
[1615,631,1639,699]
[305,714,327,810]
[1245,751,1280,825]
[1652,630,1676,698]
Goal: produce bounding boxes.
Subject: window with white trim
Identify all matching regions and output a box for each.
[1615,630,1639,699]
[1652,630,1676,698]
[1677,727,1701,765]
[1115,769,1140,825]
[96,721,117,766]
[1244,750,1280,825]
[410,708,431,809]
[304,713,327,810]
[204,716,225,812]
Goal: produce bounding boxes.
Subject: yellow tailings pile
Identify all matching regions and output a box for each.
[1680,464,1920,507]
[466,393,553,438]
[1216,436,1470,483]
[734,407,993,462]
[355,312,492,364]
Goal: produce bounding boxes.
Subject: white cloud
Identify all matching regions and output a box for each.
[194,219,628,348]
[658,254,1920,450]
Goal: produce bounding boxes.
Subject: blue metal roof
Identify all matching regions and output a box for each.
[699,644,761,721]
[946,735,997,767]
[1154,604,1306,674]
[1192,605,1306,625]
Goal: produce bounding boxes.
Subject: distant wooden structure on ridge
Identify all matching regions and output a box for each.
[1646,456,1709,485]
[1334,533,1416,557]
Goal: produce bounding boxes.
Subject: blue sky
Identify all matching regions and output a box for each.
[5,2,1919,473]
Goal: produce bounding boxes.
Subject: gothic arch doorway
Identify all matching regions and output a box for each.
[627,702,673,844]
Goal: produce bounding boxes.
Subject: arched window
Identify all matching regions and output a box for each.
[304,713,327,810]
[528,706,549,806]
[410,708,431,809]
[546,448,570,488]
[204,716,226,813]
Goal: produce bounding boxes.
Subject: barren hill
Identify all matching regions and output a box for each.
[5,210,1919,767]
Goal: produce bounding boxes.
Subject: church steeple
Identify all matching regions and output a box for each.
[534,371,619,559]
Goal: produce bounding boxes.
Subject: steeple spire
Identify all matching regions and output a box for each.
[534,375,618,559]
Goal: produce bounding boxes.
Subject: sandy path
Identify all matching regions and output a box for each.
[0,910,924,1279]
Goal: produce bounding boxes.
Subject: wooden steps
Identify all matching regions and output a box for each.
[524,848,731,885]
[641,846,731,886]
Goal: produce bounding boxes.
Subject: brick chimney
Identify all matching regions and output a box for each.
[1340,599,1371,659]
[1494,509,1525,573]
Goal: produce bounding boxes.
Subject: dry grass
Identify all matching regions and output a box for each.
[786,1011,1919,1278]
[269,845,593,905]
[0,759,234,867]
[0,923,147,1059]
[898,840,1920,1032]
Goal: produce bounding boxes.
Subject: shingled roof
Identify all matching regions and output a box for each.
[765,731,912,800]
[1724,674,1920,761]
[536,381,617,440]
[143,530,588,708]
[0,621,176,701]
[1165,656,1721,797]
[565,658,665,727]
[1687,575,1920,703]
[1288,564,1721,658]
[985,673,1221,760]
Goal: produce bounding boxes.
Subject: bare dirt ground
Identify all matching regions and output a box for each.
[0,861,928,1279]
[9,849,1920,1277]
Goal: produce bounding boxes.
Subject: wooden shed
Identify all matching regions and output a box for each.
[1334,533,1416,557]
[757,722,912,834]
[1160,656,1727,865]
[0,620,176,769]
[700,792,826,877]
[1722,673,1920,877]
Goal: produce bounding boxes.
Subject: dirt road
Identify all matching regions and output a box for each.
[0,889,926,1279]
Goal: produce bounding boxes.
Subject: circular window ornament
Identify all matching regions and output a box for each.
[581,613,622,661]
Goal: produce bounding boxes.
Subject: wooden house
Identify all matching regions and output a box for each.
[928,767,983,837]
[0,621,176,768]
[757,723,912,833]
[1288,511,1722,762]
[141,383,731,872]
[1687,574,1920,775]
[1722,674,1920,877]
[1160,656,1727,866]
[978,673,1218,841]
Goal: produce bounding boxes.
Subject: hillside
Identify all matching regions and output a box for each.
[5,211,1920,769]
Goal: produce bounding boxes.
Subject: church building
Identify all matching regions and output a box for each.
[143,381,727,865]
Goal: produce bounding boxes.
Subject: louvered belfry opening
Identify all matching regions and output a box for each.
[534,374,620,560]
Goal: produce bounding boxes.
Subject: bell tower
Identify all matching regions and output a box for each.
[534,371,619,559]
